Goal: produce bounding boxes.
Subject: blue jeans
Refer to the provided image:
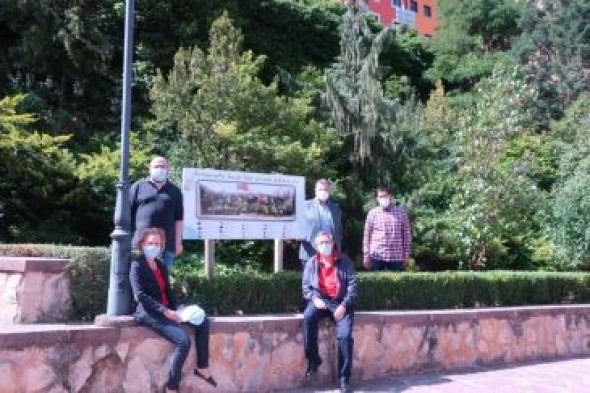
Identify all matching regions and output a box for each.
[137,313,210,390]
[162,251,176,272]
[370,258,405,272]
[303,299,354,380]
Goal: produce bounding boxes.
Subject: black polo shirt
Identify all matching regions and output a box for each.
[130,178,183,252]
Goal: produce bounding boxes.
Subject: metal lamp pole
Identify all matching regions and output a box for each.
[107,0,135,315]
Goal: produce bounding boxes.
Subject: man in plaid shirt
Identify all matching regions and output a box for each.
[362,188,412,271]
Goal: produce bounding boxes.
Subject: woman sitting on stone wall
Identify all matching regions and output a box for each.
[130,227,217,393]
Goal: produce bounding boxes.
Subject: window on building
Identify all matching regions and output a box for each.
[410,1,418,12]
[392,0,402,7]
[424,5,432,17]
[368,12,381,24]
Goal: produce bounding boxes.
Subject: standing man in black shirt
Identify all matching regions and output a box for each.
[130,156,184,271]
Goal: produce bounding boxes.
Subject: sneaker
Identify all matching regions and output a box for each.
[340,378,352,393]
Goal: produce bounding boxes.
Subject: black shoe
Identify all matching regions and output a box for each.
[340,378,352,393]
[194,369,217,388]
[305,359,323,379]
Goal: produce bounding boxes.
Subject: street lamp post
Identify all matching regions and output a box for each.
[107,0,136,315]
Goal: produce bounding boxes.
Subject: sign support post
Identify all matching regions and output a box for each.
[273,239,284,273]
[204,239,215,279]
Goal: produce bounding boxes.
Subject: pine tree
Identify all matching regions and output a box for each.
[325,3,394,163]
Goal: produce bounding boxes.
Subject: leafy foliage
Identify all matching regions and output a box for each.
[1,0,121,135]
[1,0,589,272]
[0,95,91,243]
[449,64,547,268]
[76,132,154,219]
[149,12,338,177]
[548,94,590,269]
[426,0,522,88]
[512,0,590,122]
[175,269,590,315]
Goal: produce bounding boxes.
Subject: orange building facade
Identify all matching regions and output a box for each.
[360,0,438,36]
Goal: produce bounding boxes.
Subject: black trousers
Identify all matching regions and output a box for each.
[137,313,210,390]
[303,299,354,380]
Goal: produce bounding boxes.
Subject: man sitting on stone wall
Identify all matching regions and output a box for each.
[302,231,357,393]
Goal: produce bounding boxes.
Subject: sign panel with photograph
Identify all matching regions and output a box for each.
[182,168,305,239]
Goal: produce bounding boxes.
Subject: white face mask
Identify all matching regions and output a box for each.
[143,245,161,260]
[378,197,391,208]
[317,242,333,257]
[316,190,330,202]
[150,167,168,183]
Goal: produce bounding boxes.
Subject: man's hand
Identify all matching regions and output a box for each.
[362,258,372,270]
[334,304,346,322]
[403,258,410,267]
[312,297,327,310]
[175,242,183,256]
[164,309,182,324]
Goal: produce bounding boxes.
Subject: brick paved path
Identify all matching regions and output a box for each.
[279,357,590,393]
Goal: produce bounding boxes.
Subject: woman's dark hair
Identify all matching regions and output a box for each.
[134,227,166,250]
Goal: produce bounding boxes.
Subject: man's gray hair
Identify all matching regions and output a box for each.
[314,231,333,244]
[315,178,331,188]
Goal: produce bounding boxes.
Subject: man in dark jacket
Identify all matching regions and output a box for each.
[302,231,357,393]
[299,179,343,265]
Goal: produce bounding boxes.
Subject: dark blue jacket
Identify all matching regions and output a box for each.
[299,198,343,261]
[129,256,177,320]
[302,253,357,308]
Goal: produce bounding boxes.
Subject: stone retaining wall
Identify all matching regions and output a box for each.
[1,305,589,392]
[0,257,71,324]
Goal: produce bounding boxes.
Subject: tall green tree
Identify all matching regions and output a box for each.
[426,0,522,89]
[0,0,120,136]
[149,12,338,177]
[325,3,395,163]
[449,64,547,268]
[512,0,590,123]
[548,94,590,269]
[0,95,94,243]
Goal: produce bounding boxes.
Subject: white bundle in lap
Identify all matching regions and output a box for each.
[178,304,206,325]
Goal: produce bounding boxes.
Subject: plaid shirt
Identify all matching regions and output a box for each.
[363,204,412,261]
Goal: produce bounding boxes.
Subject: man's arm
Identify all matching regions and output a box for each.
[402,209,412,262]
[342,260,357,308]
[174,186,184,255]
[129,182,138,233]
[302,258,318,301]
[303,200,317,243]
[331,202,343,251]
[362,211,373,268]
[175,220,183,255]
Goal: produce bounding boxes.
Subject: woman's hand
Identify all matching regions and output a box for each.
[312,297,327,310]
[164,309,182,323]
[334,304,346,322]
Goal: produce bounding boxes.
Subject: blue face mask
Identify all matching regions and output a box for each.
[317,243,333,257]
[143,245,161,260]
[150,167,168,183]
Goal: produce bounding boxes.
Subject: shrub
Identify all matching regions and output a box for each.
[2,245,589,319]
[175,269,590,315]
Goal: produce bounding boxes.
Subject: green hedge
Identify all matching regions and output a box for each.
[1,245,590,320]
[0,244,110,321]
[175,269,590,315]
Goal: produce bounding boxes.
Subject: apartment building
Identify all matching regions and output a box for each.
[359,0,438,36]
